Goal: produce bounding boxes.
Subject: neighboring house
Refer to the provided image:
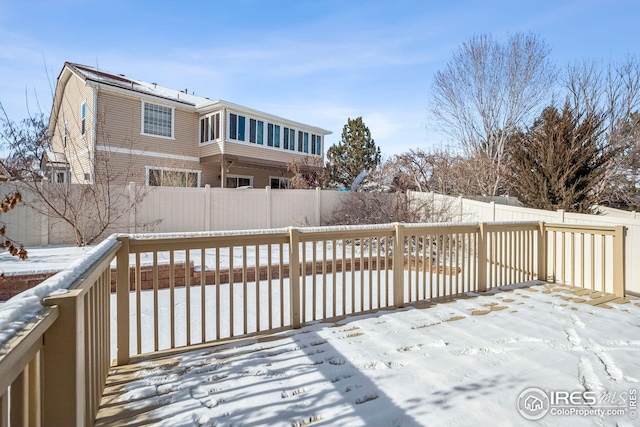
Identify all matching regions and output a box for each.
[46,62,331,188]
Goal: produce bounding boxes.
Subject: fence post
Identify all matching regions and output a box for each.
[266,186,272,228]
[537,222,547,282]
[42,290,86,427]
[393,223,405,307]
[289,227,301,328]
[116,236,130,365]
[557,209,565,223]
[205,184,211,231]
[316,187,322,226]
[613,225,626,297]
[128,182,136,234]
[477,223,487,292]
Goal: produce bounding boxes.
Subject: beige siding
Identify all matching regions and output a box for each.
[224,165,291,188]
[50,73,93,183]
[225,140,321,165]
[93,151,204,186]
[199,141,222,157]
[96,91,199,155]
[92,91,200,184]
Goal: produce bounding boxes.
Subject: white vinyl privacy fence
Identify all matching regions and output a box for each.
[0,182,346,247]
[410,191,640,295]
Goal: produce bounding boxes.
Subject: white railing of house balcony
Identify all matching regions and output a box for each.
[0,221,626,426]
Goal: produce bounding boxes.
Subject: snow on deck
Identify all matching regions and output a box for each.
[95,283,640,427]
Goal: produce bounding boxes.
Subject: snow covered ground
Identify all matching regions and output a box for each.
[0,245,96,274]
[98,282,640,427]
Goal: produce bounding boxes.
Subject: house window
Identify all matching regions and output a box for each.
[146,167,200,187]
[201,117,209,143]
[81,102,86,136]
[274,125,280,148]
[257,120,264,145]
[249,119,257,143]
[303,132,309,153]
[54,171,67,183]
[143,102,173,138]
[249,119,266,144]
[200,112,220,143]
[226,175,253,188]
[298,131,304,152]
[312,134,322,155]
[270,177,290,189]
[289,128,296,151]
[267,123,274,146]
[229,113,246,141]
[229,113,237,139]
[238,116,245,141]
[84,173,91,181]
[283,127,290,150]
[63,122,67,148]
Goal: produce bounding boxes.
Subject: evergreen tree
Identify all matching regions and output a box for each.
[508,104,615,213]
[327,117,381,189]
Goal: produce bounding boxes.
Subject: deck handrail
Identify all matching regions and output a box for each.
[0,237,121,427]
[0,220,627,427]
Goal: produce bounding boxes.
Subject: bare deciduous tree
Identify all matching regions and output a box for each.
[381,148,497,196]
[561,57,640,208]
[287,156,330,189]
[430,32,555,196]
[1,102,150,246]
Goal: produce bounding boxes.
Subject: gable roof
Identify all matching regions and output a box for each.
[66,63,212,108]
[48,62,332,137]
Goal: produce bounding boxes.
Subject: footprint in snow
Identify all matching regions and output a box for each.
[564,328,581,346]
[571,314,585,329]
[578,357,603,392]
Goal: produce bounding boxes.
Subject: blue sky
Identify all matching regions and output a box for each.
[1,0,639,158]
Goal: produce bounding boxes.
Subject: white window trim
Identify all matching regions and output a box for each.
[141,101,175,140]
[226,174,253,188]
[80,100,86,137]
[199,112,222,146]
[145,165,202,187]
[269,176,290,189]
[63,121,68,148]
[224,110,324,157]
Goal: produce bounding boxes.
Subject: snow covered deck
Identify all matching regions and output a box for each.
[94,282,639,427]
[0,221,631,427]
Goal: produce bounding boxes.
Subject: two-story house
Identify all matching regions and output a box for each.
[45,62,331,188]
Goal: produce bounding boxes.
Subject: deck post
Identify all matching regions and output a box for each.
[116,236,130,365]
[477,223,487,292]
[42,290,86,427]
[393,223,405,307]
[537,222,547,282]
[613,225,626,297]
[289,227,301,328]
